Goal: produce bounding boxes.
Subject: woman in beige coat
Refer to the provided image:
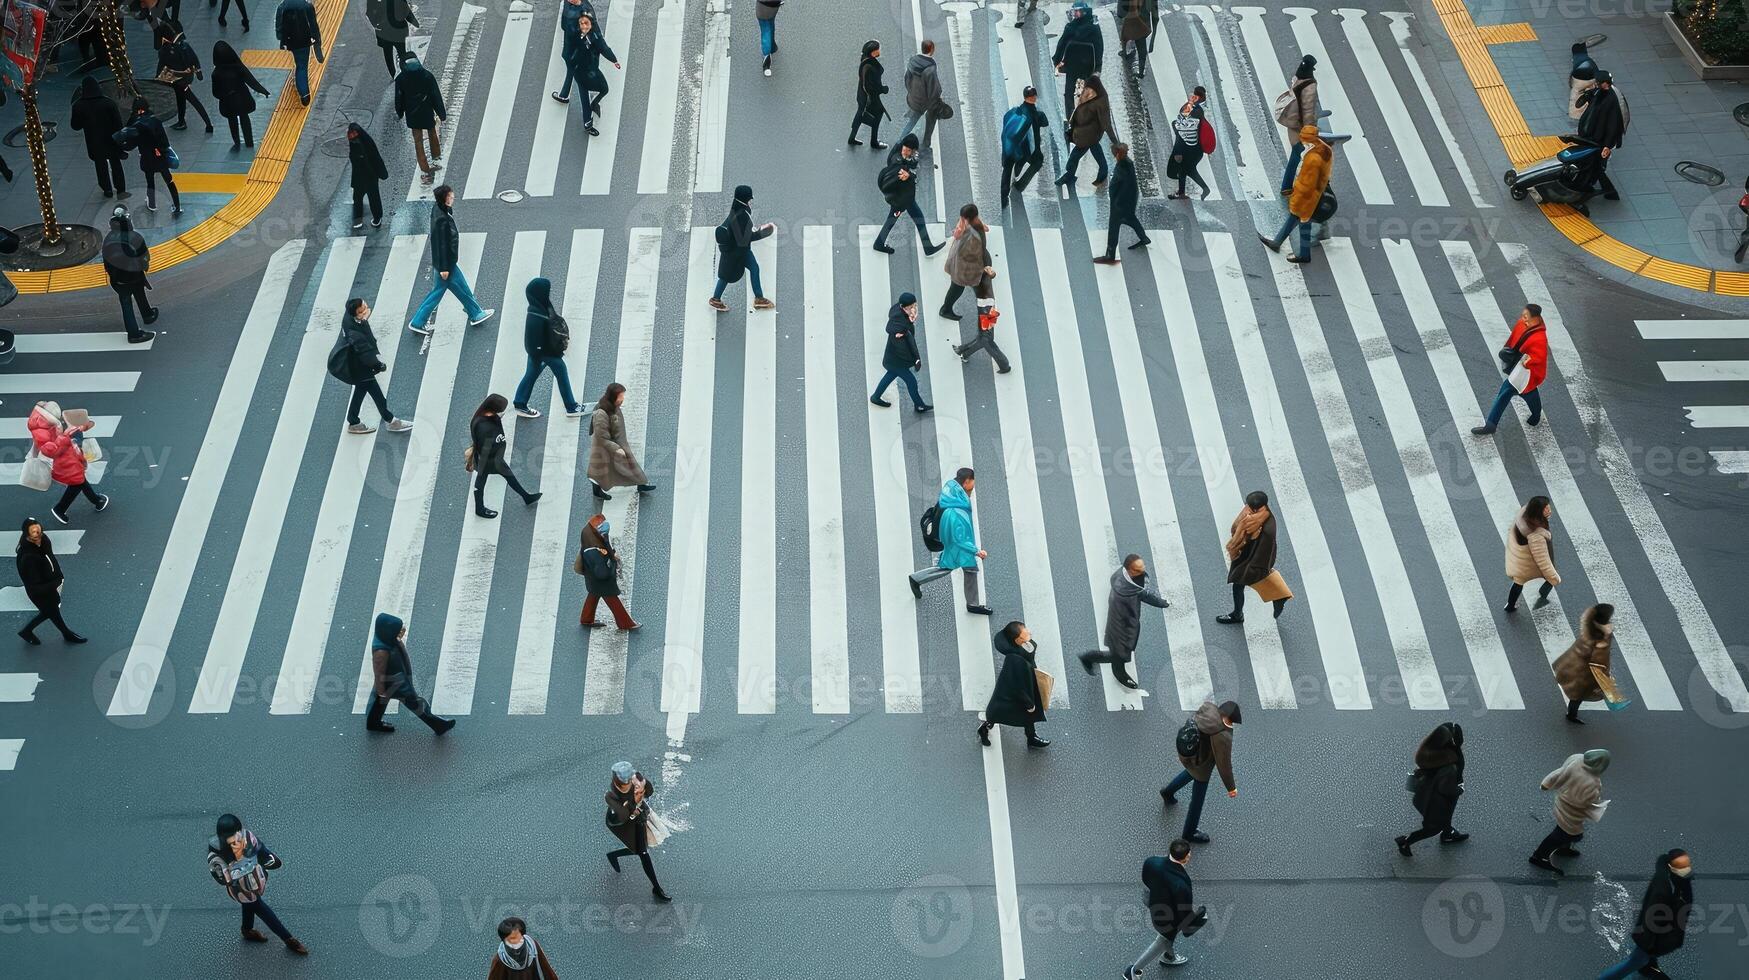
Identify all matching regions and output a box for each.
[587,383,656,501]
[1504,495,1560,611]
[1551,603,1616,723]
[1529,749,1609,875]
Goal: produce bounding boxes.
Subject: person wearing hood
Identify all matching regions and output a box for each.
[909,468,992,614]
[1276,55,1319,192]
[849,39,890,149]
[394,55,447,176]
[126,97,182,215]
[1502,494,1559,611]
[979,621,1051,749]
[1052,1,1103,120]
[1079,554,1169,691]
[27,402,108,525]
[512,277,582,419]
[565,13,620,136]
[1530,749,1610,874]
[1575,69,1623,201]
[330,297,414,434]
[409,185,494,336]
[1161,699,1241,844]
[274,0,324,105]
[1165,87,1212,200]
[206,813,308,955]
[551,0,598,101]
[1056,73,1117,188]
[870,292,932,412]
[15,518,86,645]
[1215,490,1292,624]
[365,612,456,733]
[605,761,671,902]
[1598,849,1692,980]
[346,123,389,229]
[211,41,270,148]
[469,394,542,519]
[1094,143,1149,262]
[756,0,781,76]
[488,917,559,980]
[1394,723,1469,856]
[872,135,945,255]
[1260,124,1331,264]
[1473,302,1549,437]
[709,185,776,312]
[586,382,655,500]
[70,77,128,198]
[1552,603,1621,722]
[999,85,1048,207]
[366,0,419,78]
[578,512,638,630]
[155,22,213,133]
[898,40,945,149]
[101,206,159,343]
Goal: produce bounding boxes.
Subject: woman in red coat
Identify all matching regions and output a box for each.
[26,401,108,524]
[1474,303,1549,435]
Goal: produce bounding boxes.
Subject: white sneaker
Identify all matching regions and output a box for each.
[407,322,432,336]
[565,407,585,418]
[347,422,377,434]
[468,309,496,326]
[386,418,415,433]
[514,406,542,419]
[1160,953,1188,967]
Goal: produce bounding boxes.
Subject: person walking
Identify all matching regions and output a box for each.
[329,298,415,435]
[566,13,620,136]
[211,41,269,149]
[28,402,109,526]
[1215,490,1293,624]
[939,203,992,320]
[1260,125,1330,264]
[1160,699,1241,844]
[488,917,560,980]
[587,383,656,500]
[849,40,889,149]
[1394,722,1469,856]
[578,513,639,630]
[1052,1,1102,119]
[394,55,446,178]
[511,277,581,418]
[605,761,672,902]
[909,468,992,614]
[1275,55,1319,192]
[70,77,128,198]
[1013,0,1039,28]
[898,40,945,150]
[366,0,418,78]
[468,395,541,519]
[408,185,494,336]
[1124,839,1198,977]
[364,612,457,734]
[346,123,389,229]
[977,621,1051,749]
[1472,303,1548,436]
[273,0,323,106]
[871,136,945,255]
[709,185,777,312]
[205,814,308,955]
[156,23,213,133]
[1078,553,1168,691]
[1597,850,1692,980]
[1094,143,1149,262]
[217,0,251,31]
[1503,495,1560,612]
[1529,749,1610,874]
[1553,603,1622,723]
[101,206,159,343]
[126,98,181,215]
[998,85,1047,207]
[870,292,932,412]
[1056,74,1117,188]
[550,0,596,101]
[1575,69,1623,201]
[1166,88,1213,200]
[15,518,87,645]
[1118,0,1156,78]
[756,0,781,76]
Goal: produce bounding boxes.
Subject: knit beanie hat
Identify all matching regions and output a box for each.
[901,133,920,150]
[1582,749,1611,773]
[1294,55,1316,79]
[216,813,242,839]
[897,291,917,306]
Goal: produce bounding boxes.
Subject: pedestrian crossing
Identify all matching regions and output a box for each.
[1635,319,1749,478]
[86,223,1748,722]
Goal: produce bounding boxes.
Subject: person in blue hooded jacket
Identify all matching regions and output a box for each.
[909,468,993,615]
[364,613,455,734]
[511,277,582,419]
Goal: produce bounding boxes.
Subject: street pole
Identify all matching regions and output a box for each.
[19,82,62,254]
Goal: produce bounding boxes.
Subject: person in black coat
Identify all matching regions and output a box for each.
[1575,70,1624,201]
[274,0,324,104]
[156,23,213,132]
[869,292,932,412]
[217,0,251,31]
[15,518,86,645]
[70,77,127,197]
[566,13,620,136]
[1052,0,1103,120]
[578,513,639,629]
[871,135,945,255]
[101,206,158,343]
[511,277,581,417]
[978,621,1051,749]
[1166,89,1211,200]
[1598,849,1692,979]
[210,41,270,148]
[708,185,775,311]
[331,298,414,434]
[848,40,889,149]
[1094,143,1149,263]
[1127,840,1197,977]
[1395,722,1470,856]
[468,394,541,519]
[364,612,455,733]
[393,56,446,175]
[345,123,389,229]
[124,97,182,215]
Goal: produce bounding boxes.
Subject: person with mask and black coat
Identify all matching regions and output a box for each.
[394,55,446,176]
[468,394,541,519]
[977,621,1051,749]
[125,97,181,215]
[1079,553,1167,690]
[71,77,127,197]
[708,185,776,312]
[1575,69,1625,201]
[869,291,932,412]
[1395,722,1470,856]
[578,512,638,630]
[15,518,86,645]
[156,23,213,133]
[346,123,389,229]
[329,297,414,435]
[211,41,270,148]
[511,277,582,418]
[364,612,455,734]
[101,206,158,343]
[1052,0,1102,119]
[1598,849,1693,980]
[849,40,889,149]
[1093,143,1149,263]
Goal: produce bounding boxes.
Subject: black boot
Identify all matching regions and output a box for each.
[976,722,992,746]
[1077,651,1097,675]
[592,483,612,500]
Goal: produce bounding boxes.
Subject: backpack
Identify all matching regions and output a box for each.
[1199,118,1216,154]
[326,337,356,384]
[1175,718,1206,758]
[1000,106,1035,161]
[1273,80,1309,127]
[919,504,944,552]
[714,220,733,247]
[543,312,570,355]
[878,161,905,196]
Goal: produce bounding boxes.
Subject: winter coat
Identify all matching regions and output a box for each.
[933,479,978,570]
[1142,856,1194,938]
[70,78,126,161]
[486,939,559,980]
[1410,723,1464,831]
[984,629,1045,726]
[715,199,771,283]
[394,60,446,130]
[471,413,509,475]
[557,0,596,42]
[587,408,649,489]
[1108,156,1139,219]
[1630,852,1692,958]
[212,57,270,118]
[366,0,418,44]
[943,224,989,288]
[155,35,203,89]
[756,0,781,20]
[333,314,385,385]
[1053,12,1103,75]
[1225,513,1276,587]
[1287,140,1332,221]
[129,112,175,174]
[1176,700,1236,790]
[877,146,921,210]
[206,829,281,904]
[1119,0,1157,44]
[854,55,888,125]
[1002,101,1048,162]
[1540,753,1605,835]
[569,31,618,84]
[1576,86,1624,150]
[523,278,563,358]
[1103,566,1168,659]
[1167,104,1206,177]
[1499,315,1548,392]
[1279,78,1318,131]
[101,214,151,290]
[881,303,920,372]
[428,203,460,273]
[348,130,389,191]
[15,521,64,613]
[1068,90,1118,149]
[1551,606,1613,703]
[369,613,419,699]
[903,54,941,116]
[605,773,655,851]
[1503,518,1559,586]
[28,408,88,487]
[579,539,621,598]
[275,0,323,50]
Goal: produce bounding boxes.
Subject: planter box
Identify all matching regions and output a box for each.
[1663,12,1749,81]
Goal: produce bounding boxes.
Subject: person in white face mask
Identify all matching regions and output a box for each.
[1596,850,1692,980]
[978,621,1051,749]
[488,916,559,980]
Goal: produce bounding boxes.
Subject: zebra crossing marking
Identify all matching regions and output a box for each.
[638,0,688,195]
[582,0,638,195]
[802,227,852,714]
[738,237,781,714]
[462,0,533,199]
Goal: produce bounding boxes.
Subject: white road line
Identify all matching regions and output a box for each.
[1659,361,1749,383]
[11,333,153,354]
[905,0,944,225]
[694,0,731,194]
[189,237,370,713]
[1149,14,1222,201]
[0,738,21,770]
[1637,319,1749,340]
[583,229,661,715]
[659,228,718,715]
[1185,6,1277,200]
[1384,12,1488,208]
[430,231,547,716]
[1148,230,1296,708]
[0,588,39,612]
[0,373,138,394]
[1209,231,1370,708]
[0,673,42,702]
[737,236,779,714]
[1712,451,1749,474]
[1684,406,1749,427]
[980,732,1027,980]
[801,228,850,714]
[637,0,687,195]
[1283,8,1392,205]
[1336,10,1445,207]
[463,0,533,199]
[407,2,484,202]
[581,0,636,195]
[524,14,570,197]
[1328,240,1522,709]
[43,530,82,554]
[0,417,118,439]
[1231,7,1289,151]
[511,229,602,715]
[945,1,997,211]
[858,226,924,712]
[106,240,307,716]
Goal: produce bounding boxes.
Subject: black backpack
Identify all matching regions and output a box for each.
[919,504,944,552]
[1175,719,1206,758]
[326,335,359,384]
[543,312,570,355]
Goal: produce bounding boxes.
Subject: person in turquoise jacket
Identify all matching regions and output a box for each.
[909,468,993,615]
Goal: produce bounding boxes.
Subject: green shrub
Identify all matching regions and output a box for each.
[1674,0,1749,64]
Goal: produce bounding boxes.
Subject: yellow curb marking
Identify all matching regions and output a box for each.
[241,50,295,70]
[165,172,249,195]
[1476,23,1537,44]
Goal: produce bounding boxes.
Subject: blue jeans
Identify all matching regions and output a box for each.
[557,33,582,97]
[513,354,579,412]
[1484,378,1542,429]
[411,267,486,328]
[1062,143,1109,183]
[1163,770,1210,837]
[1270,214,1313,260]
[874,202,930,248]
[872,367,923,406]
[1594,946,1651,980]
[1280,139,1304,192]
[241,899,292,941]
[758,18,775,57]
[712,251,764,300]
[290,46,312,99]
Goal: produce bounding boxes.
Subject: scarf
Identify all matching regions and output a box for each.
[1225,505,1269,561]
[1513,516,1554,562]
[496,936,542,976]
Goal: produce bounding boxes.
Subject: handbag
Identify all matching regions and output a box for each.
[573,550,585,574]
[166,146,181,171]
[1405,770,1425,793]
[645,810,673,848]
[1311,188,1338,222]
[1033,668,1055,710]
[462,445,475,472]
[1590,663,1631,710]
[18,447,52,491]
[79,435,103,463]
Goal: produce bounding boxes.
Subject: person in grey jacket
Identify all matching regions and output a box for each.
[897,40,945,149]
[1079,554,1169,690]
[366,0,419,77]
[407,185,494,336]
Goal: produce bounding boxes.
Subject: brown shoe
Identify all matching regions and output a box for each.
[241,928,269,943]
[752,297,776,311]
[284,937,309,955]
[707,297,728,312]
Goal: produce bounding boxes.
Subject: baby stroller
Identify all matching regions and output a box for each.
[1504,136,1602,212]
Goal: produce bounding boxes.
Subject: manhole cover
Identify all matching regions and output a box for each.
[3,122,55,148]
[497,189,525,203]
[1735,103,1749,128]
[1674,161,1726,186]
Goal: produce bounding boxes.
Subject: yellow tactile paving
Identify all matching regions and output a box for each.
[241,50,294,69]
[168,172,249,195]
[1583,236,1654,272]
[1642,258,1714,291]
[1477,23,1537,44]
[1714,272,1749,296]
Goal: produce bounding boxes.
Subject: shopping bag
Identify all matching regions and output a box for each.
[646,810,674,848]
[1591,664,1631,710]
[18,448,51,491]
[80,435,103,463]
[1034,668,1055,710]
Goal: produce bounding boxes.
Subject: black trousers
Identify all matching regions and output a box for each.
[173,83,212,128]
[144,170,180,211]
[474,465,533,509]
[1531,827,1583,860]
[21,599,76,639]
[94,157,126,195]
[1506,580,1554,607]
[348,378,391,424]
[218,0,249,22]
[352,182,383,224]
[849,110,881,143]
[365,690,447,731]
[1001,152,1043,205]
[225,112,255,147]
[56,480,103,515]
[115,285,154,338]
[378,38,407,75]
[1080,647,1138,684]
[1104,215,1148,256]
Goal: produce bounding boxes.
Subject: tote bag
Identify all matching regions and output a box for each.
[18,447,52,491]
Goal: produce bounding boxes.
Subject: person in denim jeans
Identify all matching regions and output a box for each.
[756,0,781,75]
[1596,850,1691,980]
[408,186,495,336]
[1160,699,1241,845]
[1260,125,1329,264]
[206,814,309,955]
[512,277,581,419]
[274,0,324,106]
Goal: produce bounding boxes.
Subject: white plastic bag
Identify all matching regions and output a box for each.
[18,447,51,491]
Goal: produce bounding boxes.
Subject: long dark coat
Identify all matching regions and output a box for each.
[1108,156,1139,220]
[880,303,920,371]
[211,48,270,118]
[15,524,64,615]
[1226,514,1277,586]
[129,112,174,174]
[1630,851,1692,958]
[854,54,887,125]
[984,630,1045,727]
[393,61,446,129]
[348,129,389,191]
[470,414,510,475]
[1410,723,1464,831]
[70,78,126,162]
[579,536,621,599]
[715,199,771,283]
[1103,567,1168,660]
[605,774,655,851]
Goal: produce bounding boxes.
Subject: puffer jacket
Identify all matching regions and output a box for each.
[1504,518,1560,586]
[933,480,979,570]
[28,406,88,488]
[1287,139,1332,221]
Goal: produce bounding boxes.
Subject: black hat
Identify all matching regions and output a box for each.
[734,184,753,203]
[901,133,920,150]
[216,813,242,839]
[1022,85,1038,100]
[1218,700,1242,725]
[898,291,917,306]
[1595,69,1612,84]
[1294,55,1317,79]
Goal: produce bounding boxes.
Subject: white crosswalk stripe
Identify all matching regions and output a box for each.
[638,0,688,195]
[462,0,534,200]
[801,228,851,714]
[737,237,779,713]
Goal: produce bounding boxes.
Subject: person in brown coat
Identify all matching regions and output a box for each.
[605,761,671,902]
[1552,603,1617,723]
[1056,74,1118,187]
[1216,490,1292,624]
[1504,495,1560,611]
[1160,699,1241,844]
[939,203,993,319]
[587,383,655,501]
[487,917,558,980]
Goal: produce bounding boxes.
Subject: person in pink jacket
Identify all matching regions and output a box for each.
[26,401,109,525]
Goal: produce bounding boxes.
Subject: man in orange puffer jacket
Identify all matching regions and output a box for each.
[1259,125,1330,264]
[1473,304,1550,436]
